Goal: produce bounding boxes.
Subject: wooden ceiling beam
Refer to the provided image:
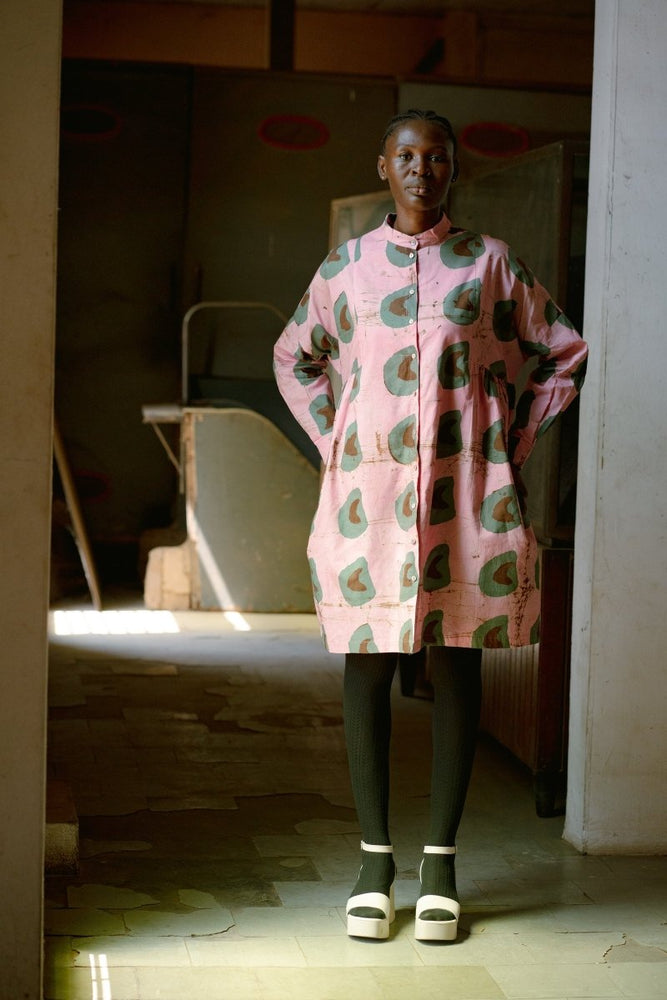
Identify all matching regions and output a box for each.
[268,0,295,72]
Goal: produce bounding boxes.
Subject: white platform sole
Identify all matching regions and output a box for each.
[346,886,395,940]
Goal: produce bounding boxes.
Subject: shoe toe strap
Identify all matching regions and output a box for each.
[346,891,391,915]
[416,895,460,919]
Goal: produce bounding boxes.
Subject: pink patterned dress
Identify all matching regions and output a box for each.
[274,213,587,654]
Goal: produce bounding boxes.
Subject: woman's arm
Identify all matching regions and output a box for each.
[273,272,338,462]
[499,248,588,470]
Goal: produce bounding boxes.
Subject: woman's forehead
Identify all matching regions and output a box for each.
[386,120,453,149]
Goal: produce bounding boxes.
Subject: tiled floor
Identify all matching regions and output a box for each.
[45,601,667,999]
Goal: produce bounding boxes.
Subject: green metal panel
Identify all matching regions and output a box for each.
[184,408,319,612]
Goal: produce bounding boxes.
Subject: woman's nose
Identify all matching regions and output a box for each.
[412,157,430,175]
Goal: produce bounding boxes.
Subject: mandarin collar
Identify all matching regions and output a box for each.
[381,212,452,249]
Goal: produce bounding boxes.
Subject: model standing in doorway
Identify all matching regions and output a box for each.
[274,109,587,941]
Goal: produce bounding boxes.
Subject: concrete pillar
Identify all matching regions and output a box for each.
[0,1,62,995]
[566,0,667,852]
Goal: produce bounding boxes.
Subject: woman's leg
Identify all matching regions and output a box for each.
[421,646,482,907]
[343,652,397,902]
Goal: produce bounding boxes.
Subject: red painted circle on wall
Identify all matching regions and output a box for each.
[258,114,330,151]
[460,121,530,158]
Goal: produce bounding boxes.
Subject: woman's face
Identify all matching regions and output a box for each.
[377,119,457,233]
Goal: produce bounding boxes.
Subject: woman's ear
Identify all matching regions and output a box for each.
[377,155,387,181]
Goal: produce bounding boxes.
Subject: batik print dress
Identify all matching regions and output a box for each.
[273,213,587,655]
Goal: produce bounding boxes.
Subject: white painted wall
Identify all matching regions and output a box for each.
[566,0,667,853]
[0,1,62,995]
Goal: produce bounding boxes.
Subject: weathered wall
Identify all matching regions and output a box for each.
[566,0,667,852]
[0,1,61,996]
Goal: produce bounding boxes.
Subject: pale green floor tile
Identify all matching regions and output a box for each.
[459,880,499,905]
[124,906,234,936]
[67,883,158,908]
[631,929,667,949]
[310,853,372,880]
[371,964,507,999]
[44,906,127,937]
[253,965,387,1000]
[546,903,666,934]
[44,964,140,1000]
[186,936,307,968]
[476,878,591,906]
[412,931,535,967]
[272,880,349,907]
[606,962,667,997]
[71,935,191,966]
[457,856,523,881]
[519,930,626,964]
[605,936,667,963]
[507,856,612,879]
[231,905,345,937]
[572,878,667,905]
[272,877,419,908]
[135,967,263,1000]
[296,933,424,967]
[597,857,667,878]
[462,904,569,935]
[178,888,219,907]
[487,962,623,998]
[44,935,77,966]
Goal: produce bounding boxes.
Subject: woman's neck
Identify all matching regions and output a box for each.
[391,206,444,236]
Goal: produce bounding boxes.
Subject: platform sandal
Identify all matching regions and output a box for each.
[346,841,395,940]
[415,845,460,942]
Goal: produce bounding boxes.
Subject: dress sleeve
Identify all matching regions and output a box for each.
[498,248,588,470]
[273,266,339,462]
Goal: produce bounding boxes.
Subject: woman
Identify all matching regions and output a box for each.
[273,109,587,942]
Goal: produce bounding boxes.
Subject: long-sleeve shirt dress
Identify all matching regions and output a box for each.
[273,213,588,655]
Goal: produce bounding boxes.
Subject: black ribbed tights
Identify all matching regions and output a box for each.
[344,646,482,902]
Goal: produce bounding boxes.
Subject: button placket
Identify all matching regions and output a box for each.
[410,255,421,594]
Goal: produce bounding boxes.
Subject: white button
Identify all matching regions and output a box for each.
[409,252,415,259]
[409,498,417,510]
[409,289,415,296]
[411,239,418,247]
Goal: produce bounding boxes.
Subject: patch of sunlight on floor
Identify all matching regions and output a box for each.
[89,953,111,1000]
[50,609,181,636]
